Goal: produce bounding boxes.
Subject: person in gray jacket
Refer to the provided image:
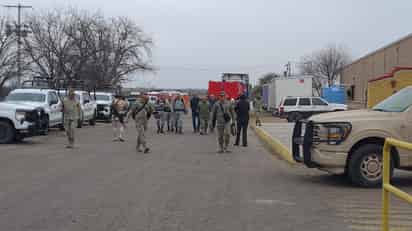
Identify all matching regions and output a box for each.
[172,95,187,134]
[212,92,236,153]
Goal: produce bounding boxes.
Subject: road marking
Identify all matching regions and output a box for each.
[253,199,296,206]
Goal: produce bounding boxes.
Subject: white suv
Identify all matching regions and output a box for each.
[58,90,97,128]
[5,89,64,132]
[278,96,348,122]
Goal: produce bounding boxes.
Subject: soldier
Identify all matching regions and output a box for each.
[212,92,235,153]
[62,89,81,148]
[172,95,186,134]
[164,98,172,132]
[127,95,151,153]
[153,98,167,134]
[254,96,263,126]
[198,96,210,135]
[111,95,128,141]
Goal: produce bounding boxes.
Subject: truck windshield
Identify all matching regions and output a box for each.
[96,95,111,101]
[6,93,46,102]
[373,87,412,112]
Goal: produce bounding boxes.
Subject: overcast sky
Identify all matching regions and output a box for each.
[8,0,412,88]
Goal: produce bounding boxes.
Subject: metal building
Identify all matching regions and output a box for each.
[341,33,412,107]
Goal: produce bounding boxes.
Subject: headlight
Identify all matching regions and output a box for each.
[15,110,26,121]
[314,122,352,145]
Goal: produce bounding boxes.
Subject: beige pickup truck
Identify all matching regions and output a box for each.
[292,86,412,187]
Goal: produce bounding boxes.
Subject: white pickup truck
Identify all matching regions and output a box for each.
[5,88,64,132]
[0,102,48,143]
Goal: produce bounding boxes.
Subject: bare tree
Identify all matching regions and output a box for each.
[299,44,351,95]
[0,17,17,90]
[23,8,153,89]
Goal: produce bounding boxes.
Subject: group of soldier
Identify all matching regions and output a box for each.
[61,89,257,154]
[189,92,252,153]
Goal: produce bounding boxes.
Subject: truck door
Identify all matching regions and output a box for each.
[47,92,60,125]
[51,92,62,125]
[311,97,328,113]
[297,97,312,116]
[82,93,92,120]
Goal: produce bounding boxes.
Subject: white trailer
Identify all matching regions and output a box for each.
[267,76,313,111]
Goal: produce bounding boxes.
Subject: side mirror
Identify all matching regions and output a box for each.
[49,100,58,106]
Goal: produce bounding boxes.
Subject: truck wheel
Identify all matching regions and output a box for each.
[40,118,49,136]
[287,113,295,123]
[348,144,393,187]
[287,112,302,123]
[0,120,15,144]
[89,113,96,126]
[77,118,83,128]
[14,133,24,142]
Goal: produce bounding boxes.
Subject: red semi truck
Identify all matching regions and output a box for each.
[208,81,247,99]
[208,73,249,99]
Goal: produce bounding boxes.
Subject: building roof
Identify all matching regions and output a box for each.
[344,32,412,69]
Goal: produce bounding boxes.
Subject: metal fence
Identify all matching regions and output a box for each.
[382,138,412,231]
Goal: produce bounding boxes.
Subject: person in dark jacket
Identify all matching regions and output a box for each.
[190,95,200,133]
[208,94,217,133]
[234,94,250,147]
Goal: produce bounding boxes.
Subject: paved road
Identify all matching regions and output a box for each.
[0,116,412,231]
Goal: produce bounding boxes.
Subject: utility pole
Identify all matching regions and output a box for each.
[3,3,32,87]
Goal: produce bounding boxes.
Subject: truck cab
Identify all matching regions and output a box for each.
[292,86,412,187]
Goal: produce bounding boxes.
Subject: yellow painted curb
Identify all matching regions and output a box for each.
[251,124,296,165]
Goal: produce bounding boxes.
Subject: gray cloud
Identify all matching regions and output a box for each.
[11,0,412,88]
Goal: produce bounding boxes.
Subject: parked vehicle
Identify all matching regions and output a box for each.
[262,84,269,110]
[266,76,313,112]
[95,92,114,121]
[292,86,412,187]
[5,88,64,133]
[279,96,347,122]
[58,90,97,128]
[208,81,247,99]
[0,102,48,143]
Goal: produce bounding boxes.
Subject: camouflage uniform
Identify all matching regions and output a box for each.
[163,100,172,131]
[198,100,210,135]
[172,98,186,134]
[62,98,80,148]
[128,101,151,153]
[254,98,263,126]
[212,100,235,152]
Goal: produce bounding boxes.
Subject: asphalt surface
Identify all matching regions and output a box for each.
[1,116,412,231]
